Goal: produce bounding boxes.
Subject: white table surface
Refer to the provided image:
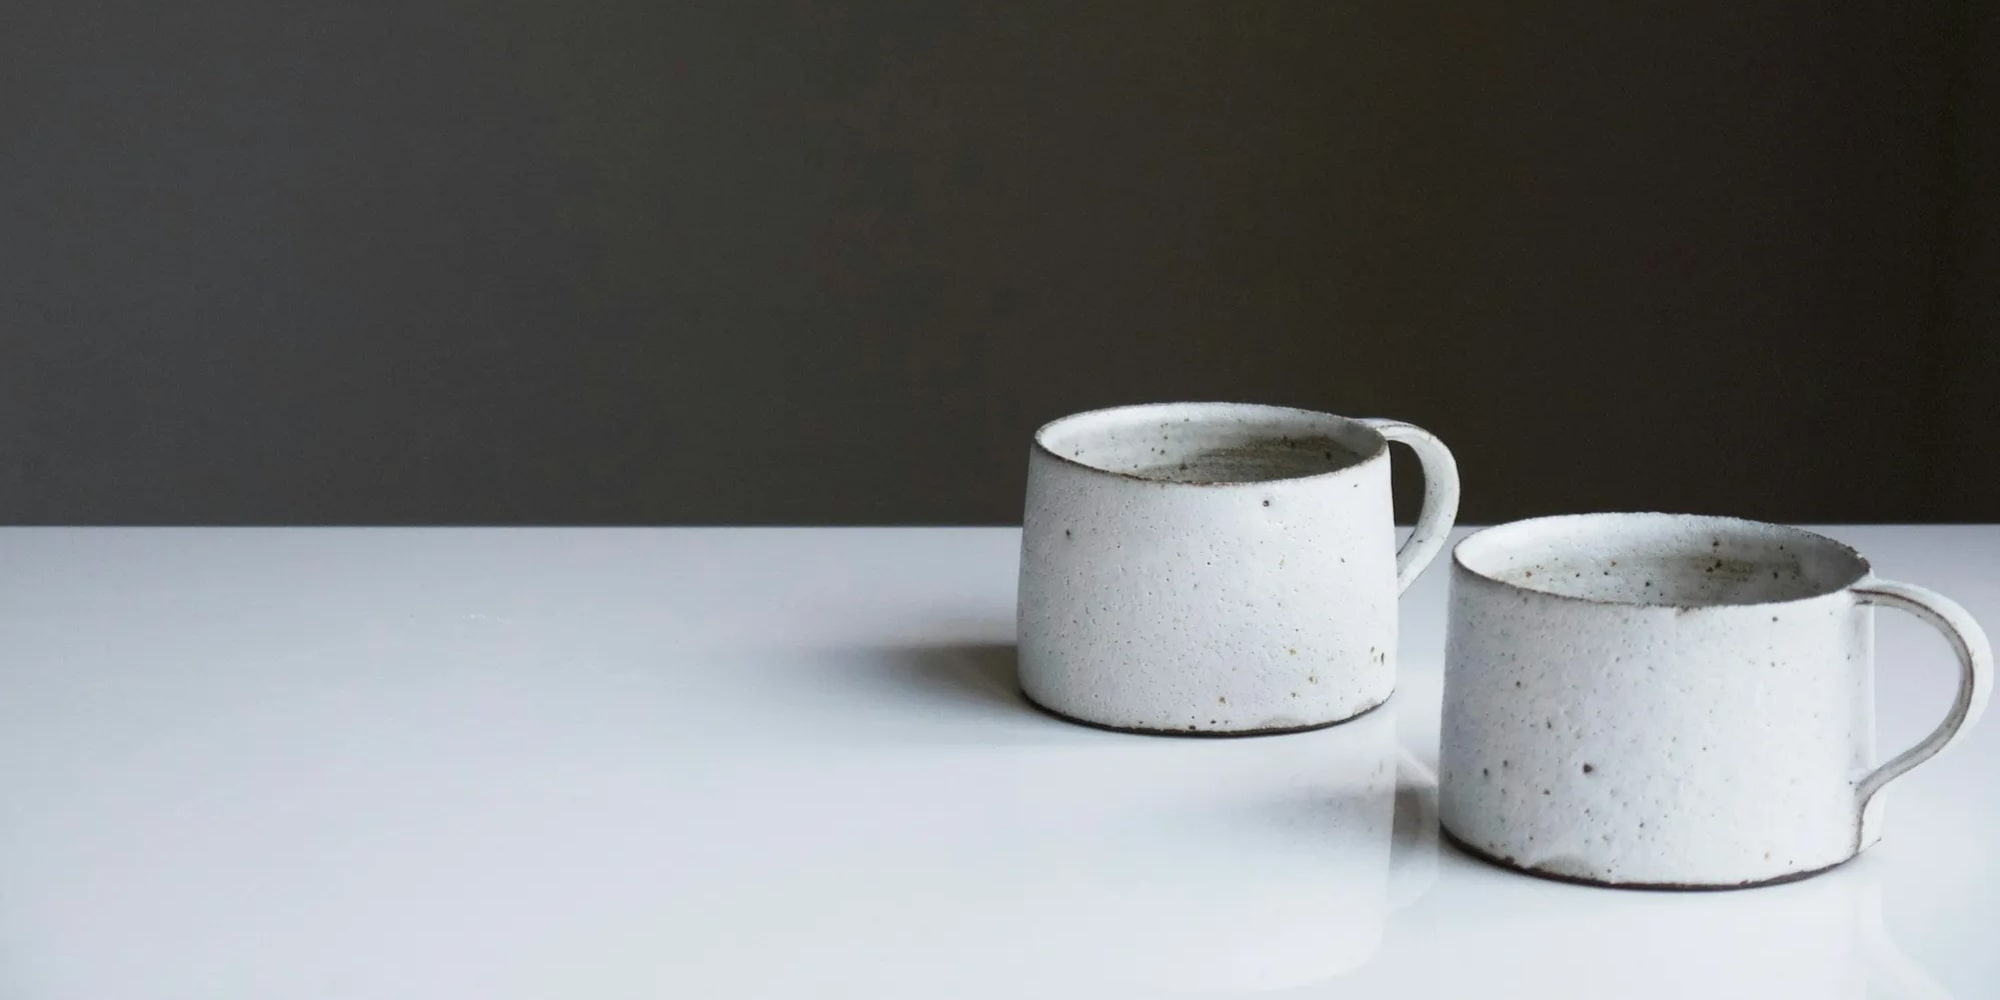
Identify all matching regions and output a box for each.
[0,526,1993,999]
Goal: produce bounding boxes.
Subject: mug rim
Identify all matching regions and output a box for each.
[1451,512,1874,610]
[1030,401,1388,488]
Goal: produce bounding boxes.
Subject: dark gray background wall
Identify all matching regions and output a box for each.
[2,2,1994,524]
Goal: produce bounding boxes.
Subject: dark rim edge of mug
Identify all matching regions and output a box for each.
[1440,825,1857,891]
[1449,512,1875,612]
[1029,401,1390,488]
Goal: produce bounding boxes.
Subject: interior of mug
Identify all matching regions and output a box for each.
[1454,513,1871,607]
[1035,403,1381,485]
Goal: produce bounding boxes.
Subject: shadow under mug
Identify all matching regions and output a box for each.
[1017,402,1459,735]
[1440,513,1992,889]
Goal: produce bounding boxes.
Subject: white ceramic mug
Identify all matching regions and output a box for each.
[1440,513,1992,888]
[1016,402,1459,734]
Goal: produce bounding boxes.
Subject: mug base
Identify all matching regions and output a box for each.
[1440,825,1855,891]
[1021,689,1390,738]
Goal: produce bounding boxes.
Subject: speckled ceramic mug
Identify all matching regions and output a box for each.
[1440,513,1993,889]
[1016,402,1459,735]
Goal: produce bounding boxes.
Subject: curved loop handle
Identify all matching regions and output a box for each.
[1359,418,1460,593]
[1853,578,1993,810]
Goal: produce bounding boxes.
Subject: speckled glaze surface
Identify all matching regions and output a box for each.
[1017,402,1459,734]
[1441,513,1993,889]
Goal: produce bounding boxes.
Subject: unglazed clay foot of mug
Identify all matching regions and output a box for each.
[1439,827,1853,891]
[1020,685,1393,738]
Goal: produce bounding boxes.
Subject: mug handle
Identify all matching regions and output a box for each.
[1851,579,1993,813]
[1358,419,1461,593]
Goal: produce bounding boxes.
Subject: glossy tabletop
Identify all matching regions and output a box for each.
[0,526,1992,998]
